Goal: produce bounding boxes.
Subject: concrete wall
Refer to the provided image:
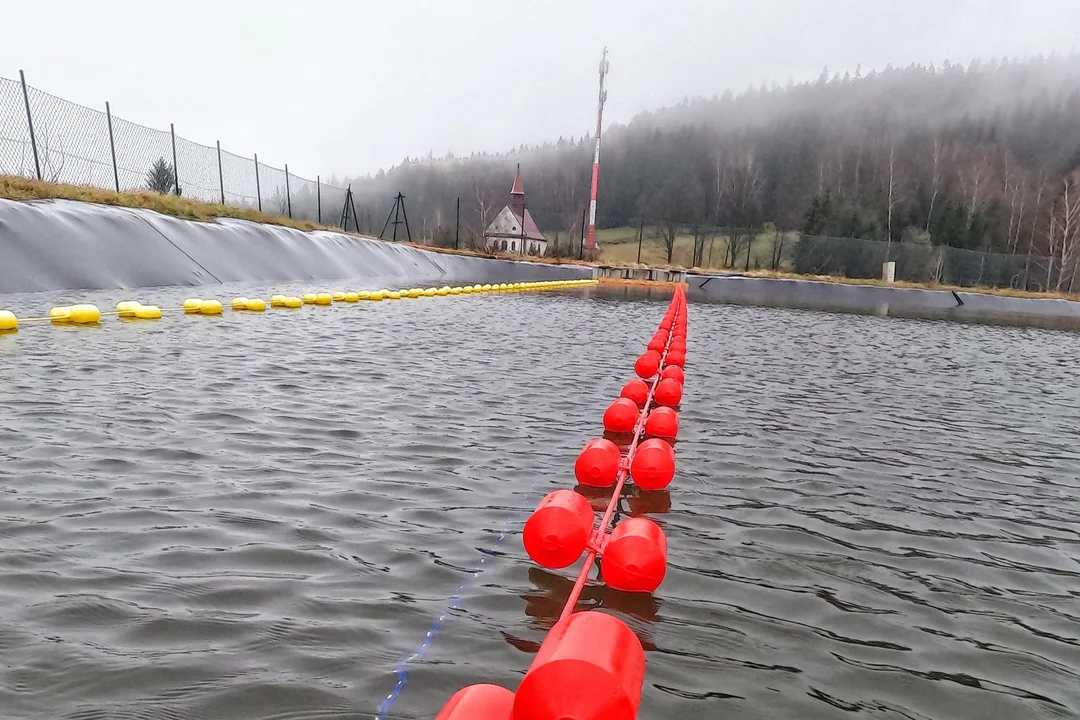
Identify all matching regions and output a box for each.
[687,273,1080,329]
[0,198,591,294]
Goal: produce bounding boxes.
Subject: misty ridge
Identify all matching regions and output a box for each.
[313,54,1080,288]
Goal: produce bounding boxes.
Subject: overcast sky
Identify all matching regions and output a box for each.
[3,0,1078,181]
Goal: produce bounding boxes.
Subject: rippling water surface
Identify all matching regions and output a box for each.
[2,284,1079,720]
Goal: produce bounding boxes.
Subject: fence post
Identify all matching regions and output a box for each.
[254,154,262,212]
[105,102,120,192]
[170,123,181,195]
[284,164,292,219]
[18,70,41,181]
[216,140,225,204]
[455,197,460,250]
[317,175,321,224]
[636,217,644,264]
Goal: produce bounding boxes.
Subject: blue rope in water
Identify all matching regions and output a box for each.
[374,495,534,720]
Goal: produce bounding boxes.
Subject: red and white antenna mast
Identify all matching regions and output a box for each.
[586,47,609,252]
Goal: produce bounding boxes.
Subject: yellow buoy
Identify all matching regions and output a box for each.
[246,298,267,311]
[437,287,450,296]
[369,291,385,301]
[462,286,473,294]
[284,296,303,308]
[49,306,71,323]
[450,287,463,295]
[315,293,333,305]
[0,310,17,332]
[387,291,402,299]
[270,294,287,307]
[200,300,223,315]
[116,300,141,317]
[423,287,437,297]
[302,293,318,304]
[355,291,370,300]
[333,291,346,301]
[70,304,101,324]
[232,297,249,310]
[480,284,491,291]
[183,298,202,314]
[135,305,162,319]
[407,288,423,298]
[344,292,360,302]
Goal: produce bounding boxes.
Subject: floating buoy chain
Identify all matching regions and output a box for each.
[435,286,689,720]
[0,280,599,332]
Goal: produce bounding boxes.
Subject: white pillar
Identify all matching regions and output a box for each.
[882,261,896,283]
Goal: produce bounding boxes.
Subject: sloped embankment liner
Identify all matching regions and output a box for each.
[686,273,1080,328]
[0,198,591,294]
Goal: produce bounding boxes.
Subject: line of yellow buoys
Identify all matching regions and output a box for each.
[0,279,598,333]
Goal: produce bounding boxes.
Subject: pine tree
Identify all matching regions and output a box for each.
[145,157,176,194]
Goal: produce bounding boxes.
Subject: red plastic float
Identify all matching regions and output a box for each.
[434,285,691,720]
[633,351,660,379]
[436,684,515,720]
[602,517,668,593]
[644,406,679,439]
[629,438,676,491]
[619,378,650,407]
[574,438,621,487]
[523,489,595,569]
[654,377,683,407]
[660,365,684,383]
[603,398,639,433]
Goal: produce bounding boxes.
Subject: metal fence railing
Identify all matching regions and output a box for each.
[0,71,348,226]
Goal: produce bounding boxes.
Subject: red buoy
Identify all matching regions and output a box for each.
[669,340,686,355]
[436,684,515,720]
[514,611,645,720]
[630,439,675,490]
[654,378,683,407]
[523,490,595,569]
[601,517,668,593]
[575,438,621,487]
[620,379,649,407]
[646,336,666,354]
[660,365,684,383]
[634,351,661,379]
[644,407,679,438]
[665,350,686,368]
[603,398,640,433]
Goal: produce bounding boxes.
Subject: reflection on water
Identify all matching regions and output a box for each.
[1,284,1079,719]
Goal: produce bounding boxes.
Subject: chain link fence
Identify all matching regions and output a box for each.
[0,72,349,226]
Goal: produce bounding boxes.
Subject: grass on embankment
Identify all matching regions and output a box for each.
[1,175,324,232]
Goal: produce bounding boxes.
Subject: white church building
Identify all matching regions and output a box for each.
[484,165,548,256]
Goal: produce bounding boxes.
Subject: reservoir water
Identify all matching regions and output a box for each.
[1,285,1078,719]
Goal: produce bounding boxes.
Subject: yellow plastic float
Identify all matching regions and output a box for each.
[200,300,223,315]
[49,306,71,323]
[0,310,17,332]
[183,298,202,314]
[232,297,249,310]
[407,288,423,298]
[315,293,333,306]
[387,291,402,300]
[344,292,360,303]
[462,286,473,294]
[369,290,385,301]
[270,295,288,307]
[284,296,303,308]
[69,304,101,324]
[333,291,346,301]
[116,301,141,317]
[135,305,162,319]
[421,288,436,297]
[246,298,267,311]
[450,287,462,295]
[302,293,317,304]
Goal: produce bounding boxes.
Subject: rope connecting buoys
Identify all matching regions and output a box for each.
[435,285,689,720]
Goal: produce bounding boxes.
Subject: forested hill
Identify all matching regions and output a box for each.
[339,55,1080,256]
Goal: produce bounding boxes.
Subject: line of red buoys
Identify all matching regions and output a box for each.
[435,286,689,720]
